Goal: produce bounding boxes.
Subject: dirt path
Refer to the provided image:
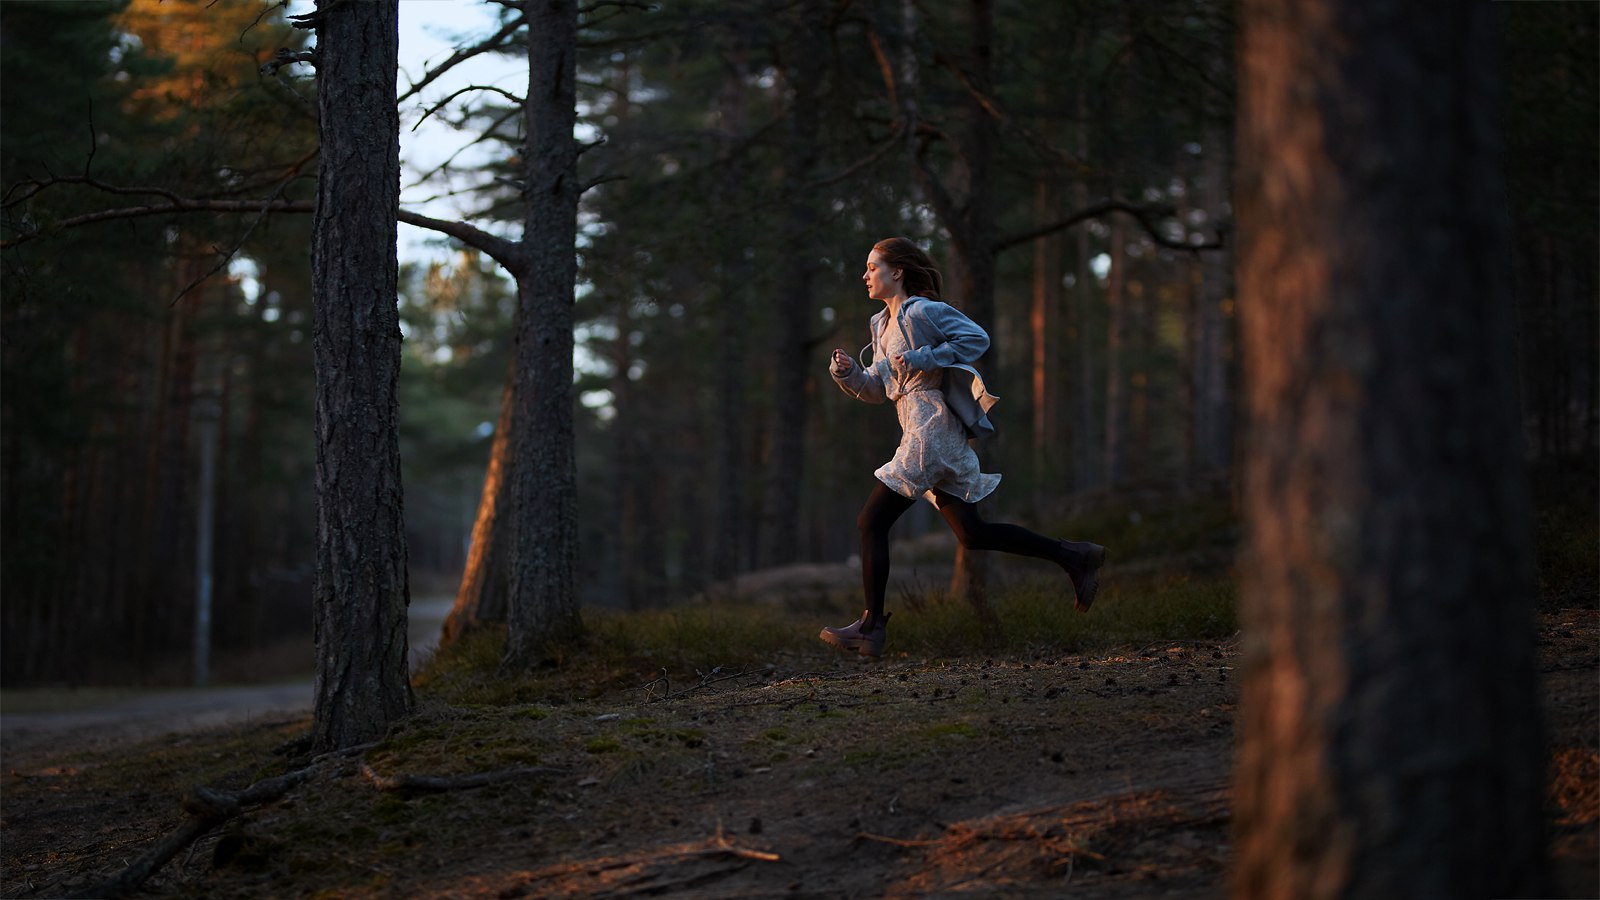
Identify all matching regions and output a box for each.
[1,609,1592,899]
[0,598,451,764]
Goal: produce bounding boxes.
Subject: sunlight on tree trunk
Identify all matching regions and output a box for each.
[441,355,516,646]
[1232,1,1545,895]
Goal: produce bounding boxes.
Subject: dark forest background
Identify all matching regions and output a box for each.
[2,0,1594,686]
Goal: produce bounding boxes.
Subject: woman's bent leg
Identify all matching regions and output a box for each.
[932,491,1106,611]
[857,481,917,627]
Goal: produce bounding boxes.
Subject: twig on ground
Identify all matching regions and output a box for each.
[642,667,767,703]
[852,830,943,848]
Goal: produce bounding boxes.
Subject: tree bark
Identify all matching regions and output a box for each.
[711,51,752,582]
[1029,178,1063,510]
[503,0,582,666]
[938,0,997,615]
[1102,211,1127,488]
[1232,2,1545,896]
[1070,69,1100,493]
[308,0,413,752]
[1196,126,1232,477]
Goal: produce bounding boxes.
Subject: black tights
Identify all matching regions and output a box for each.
[856,481,1065,626]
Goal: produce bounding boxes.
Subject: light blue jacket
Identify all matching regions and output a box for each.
[831,295,999,440]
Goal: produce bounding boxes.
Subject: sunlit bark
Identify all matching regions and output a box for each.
[440,356,515,644]
[1029,178,1063,511]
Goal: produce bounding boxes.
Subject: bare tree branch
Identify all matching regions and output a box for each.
[260,46,318,76]
[83,99,98,178]
[397,13,527,106]
[286,0,347,31]
[411,84,526,132]
[171,171,308,306]
[992,199,1225,255]
[2,183,527,269]
[5,175,190,211]
[933,51,1088,173]
[578,0,654,13]
[580,173,627,195]
[806,124,902,189]
[240,0,289,43]
[407,105,522,189]
[397,209,525,270]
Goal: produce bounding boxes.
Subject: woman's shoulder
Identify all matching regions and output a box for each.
[904,295,952,316]
[907,297,975,325]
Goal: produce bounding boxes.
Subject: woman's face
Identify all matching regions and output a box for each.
[863,250,902,303]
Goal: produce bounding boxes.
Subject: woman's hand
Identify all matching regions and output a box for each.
[830,348,854,376]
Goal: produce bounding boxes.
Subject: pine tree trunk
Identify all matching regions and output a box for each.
[308,0,413,752]
[1198,126,1232,476]
[1070,72,1100,492]
[1030,178,1063,510]
[504,0,582,666]
[1232,2,1545,895]
[945,0,998,619]
[1102,213,1127,488]
[711,53,750,582]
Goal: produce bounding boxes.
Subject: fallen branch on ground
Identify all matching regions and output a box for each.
[76,765,319,899]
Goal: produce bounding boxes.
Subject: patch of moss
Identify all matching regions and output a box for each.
[920,721,979,740]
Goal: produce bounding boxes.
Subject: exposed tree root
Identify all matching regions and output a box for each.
[75,765,319,899]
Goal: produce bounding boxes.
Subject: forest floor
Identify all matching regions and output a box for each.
[1,603,1595,899]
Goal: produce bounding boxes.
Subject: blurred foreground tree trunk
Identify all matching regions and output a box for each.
[308,0,413,751]
[1231,1,1545,896]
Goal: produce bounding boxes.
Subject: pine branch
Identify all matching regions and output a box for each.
[396,13,528,106]
[171,171,308,307]
[411,84,526,133]
[806,123,902,189]
[260,47,318,76]
[992,200,1226,255]
[1,178,528,269]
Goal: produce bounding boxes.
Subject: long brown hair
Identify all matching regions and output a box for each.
[873,236,945,302]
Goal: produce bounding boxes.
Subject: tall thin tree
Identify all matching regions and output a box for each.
[503,0,583,666]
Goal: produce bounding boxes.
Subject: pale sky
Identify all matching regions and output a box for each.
[286,0,525,264]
